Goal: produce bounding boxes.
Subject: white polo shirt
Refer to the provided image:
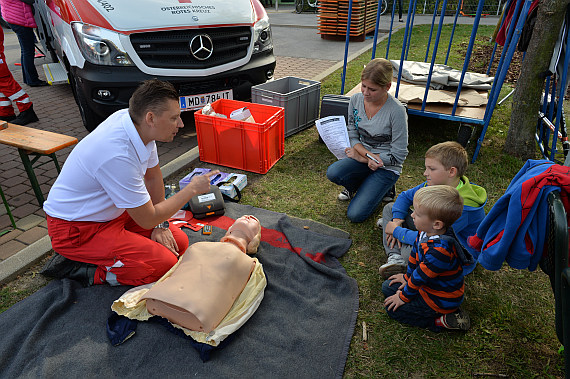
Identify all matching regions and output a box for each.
[43,109,159,222]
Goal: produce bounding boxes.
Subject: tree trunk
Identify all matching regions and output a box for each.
[505,0,569,159]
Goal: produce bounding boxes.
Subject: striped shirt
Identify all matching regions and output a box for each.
[399,228,472,314]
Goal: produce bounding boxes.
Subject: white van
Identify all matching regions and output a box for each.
[34,0,275,131]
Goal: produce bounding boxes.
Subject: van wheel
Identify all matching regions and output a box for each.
[70,73,102,132]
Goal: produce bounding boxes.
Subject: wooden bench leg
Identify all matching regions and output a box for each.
[49,152,62,173]
[0,184,17,231]
[18,148,45,207]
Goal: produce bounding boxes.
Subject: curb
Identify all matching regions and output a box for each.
[0,146,200,286]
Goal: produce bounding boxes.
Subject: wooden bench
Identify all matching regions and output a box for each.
[0,122,78,207]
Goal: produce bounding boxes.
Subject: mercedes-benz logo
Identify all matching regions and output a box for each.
[189,34,213,61]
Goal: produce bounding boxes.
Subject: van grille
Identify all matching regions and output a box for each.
[129,26,251,69]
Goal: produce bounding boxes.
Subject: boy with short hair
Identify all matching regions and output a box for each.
[383,185,473,331]
[379,141,487,278]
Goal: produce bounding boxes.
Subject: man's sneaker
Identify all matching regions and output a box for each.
[382,185,396,202]
[379,254,407,279]
[438,308,471,331]
[337,188,356,201]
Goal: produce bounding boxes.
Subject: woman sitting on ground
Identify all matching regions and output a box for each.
[326,58,408,223]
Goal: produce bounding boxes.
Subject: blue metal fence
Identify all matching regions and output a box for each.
[340,0,566,163]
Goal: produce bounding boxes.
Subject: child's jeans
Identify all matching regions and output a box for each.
[382,279,442,331]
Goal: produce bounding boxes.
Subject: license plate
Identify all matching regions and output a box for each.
[179,90,233,111]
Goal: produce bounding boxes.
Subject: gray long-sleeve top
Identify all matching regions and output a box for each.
[347,92,409,175]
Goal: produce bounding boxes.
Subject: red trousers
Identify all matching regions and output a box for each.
[46,212,189,286]
[0,29,31,118]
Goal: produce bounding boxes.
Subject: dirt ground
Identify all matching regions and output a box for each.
[464,36,523,84]
[2,254,52,294]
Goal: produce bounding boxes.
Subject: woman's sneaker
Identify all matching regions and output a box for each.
[379,254,407,279]
[382,185,396,202]
[338,188,356,201]
[436,308,471,331]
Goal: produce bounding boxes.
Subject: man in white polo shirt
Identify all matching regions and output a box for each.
[42,79,218,286]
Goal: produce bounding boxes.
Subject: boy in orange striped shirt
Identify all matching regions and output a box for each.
[382,185,474,331]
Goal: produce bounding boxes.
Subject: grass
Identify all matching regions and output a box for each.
[243,24,565,378]
[1,24,566,378]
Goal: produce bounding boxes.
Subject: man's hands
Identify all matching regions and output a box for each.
[384,290,405,311]
[385,218,404,249]
[146,170,219,255]
[188,170,217,194]
[128,170,221,230]
[151,228,179,257]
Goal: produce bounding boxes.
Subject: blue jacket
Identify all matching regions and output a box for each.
[468,160,570,271]
[391,176,487,274]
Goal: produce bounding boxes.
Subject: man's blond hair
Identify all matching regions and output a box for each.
[425,141,468,177]
[414,185,463,228]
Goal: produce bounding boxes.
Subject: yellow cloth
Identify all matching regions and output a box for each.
[111,257,266,346]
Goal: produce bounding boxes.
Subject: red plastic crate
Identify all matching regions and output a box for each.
[194,99,285,174]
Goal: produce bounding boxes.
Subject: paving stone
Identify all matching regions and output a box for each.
[0,229,23,245]
[0,240,27,260]
[2,175,27,187]
[7,193,35,207]
[0,214,15,230]
[2,159,22,170]
[16,226,48,245]
[15,214,45,231]
[0,168,23,179]
[12,203,40,219]
[5,183,30,197]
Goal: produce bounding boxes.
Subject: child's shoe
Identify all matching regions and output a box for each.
[436,308,471,331]
[376,217,383,229]
[379,254,407,279]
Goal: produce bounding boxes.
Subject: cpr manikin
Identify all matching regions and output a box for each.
[141,216,262,333]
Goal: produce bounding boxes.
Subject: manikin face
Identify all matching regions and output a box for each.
[227,215,261,243]
[361,79,390,104]
[152,99,184,142]
[423,157,455,186]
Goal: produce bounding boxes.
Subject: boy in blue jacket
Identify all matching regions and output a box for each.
[379,141,486,279]
[383,185,473,331]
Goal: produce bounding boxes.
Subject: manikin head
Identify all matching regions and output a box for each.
[220,215,261,255]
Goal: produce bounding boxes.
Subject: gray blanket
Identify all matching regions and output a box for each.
[0,203,357,379]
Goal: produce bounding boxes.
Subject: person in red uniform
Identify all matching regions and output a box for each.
[42,79,217,286]
[0,27,38,125]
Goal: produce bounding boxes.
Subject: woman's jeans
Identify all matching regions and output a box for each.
[382,279,441,331]
[326,157,398,223]
[8,23,41,85]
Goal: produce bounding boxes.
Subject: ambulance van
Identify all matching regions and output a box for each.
[34,0,275,131]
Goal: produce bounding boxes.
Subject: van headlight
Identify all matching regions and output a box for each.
[253,15,272,54]
[72,23,134,66]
